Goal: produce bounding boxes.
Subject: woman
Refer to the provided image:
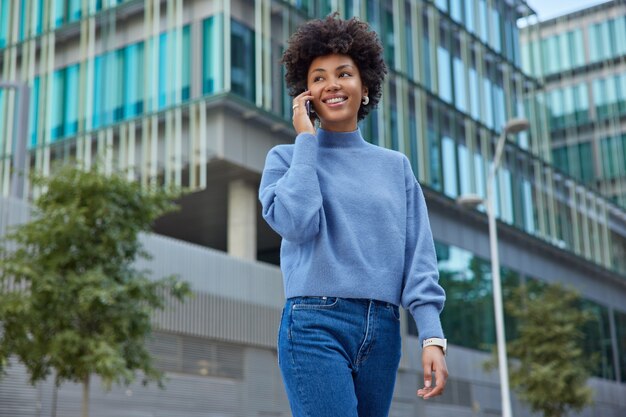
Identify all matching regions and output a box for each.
[259,14,447,417]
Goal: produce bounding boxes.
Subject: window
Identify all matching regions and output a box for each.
[442,134,458,198]
[615,310,626,382]
[453,55,466,113]
[437,41,452,103]
[435,243,496,351]
[427,115,442,191]
[582,301,615,380]
[203,14,224,95]
[123,42,144,118]
[0,0,9,48]
[50,64,79,141]
[29,77,40,148]
[231,19,255,102]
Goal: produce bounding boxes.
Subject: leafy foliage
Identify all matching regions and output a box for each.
[489,283,594,417]
[0,165,190,391]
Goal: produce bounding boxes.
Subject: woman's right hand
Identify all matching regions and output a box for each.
[292,90,316,135]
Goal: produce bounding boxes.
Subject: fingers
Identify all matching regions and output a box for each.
[417,347,448,400]
[292,90,315,135]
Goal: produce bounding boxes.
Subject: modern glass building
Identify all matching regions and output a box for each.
[1,1,626,416]
[520,0,626,209]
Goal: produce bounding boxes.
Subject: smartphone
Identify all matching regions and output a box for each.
[305,100,315,118]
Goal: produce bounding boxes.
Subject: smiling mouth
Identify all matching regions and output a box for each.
[323,96,348,105]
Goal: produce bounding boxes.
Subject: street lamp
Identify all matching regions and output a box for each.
[456,117,530,417]
[0,81,30,199]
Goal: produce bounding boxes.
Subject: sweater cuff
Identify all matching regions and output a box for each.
[291,133,318,167]
[411,304,444,345]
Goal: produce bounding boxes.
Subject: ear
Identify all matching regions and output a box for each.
[362,86,369,97]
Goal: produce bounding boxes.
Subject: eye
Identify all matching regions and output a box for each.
[313,76,324,82]
[339,72,352,77]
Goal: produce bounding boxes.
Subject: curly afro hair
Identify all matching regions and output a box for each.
[281,13,387,122]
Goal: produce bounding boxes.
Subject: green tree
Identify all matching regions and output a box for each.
[0,165,190,417]
[490,282,594,417]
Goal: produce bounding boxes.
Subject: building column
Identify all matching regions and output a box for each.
[228,179,257,260]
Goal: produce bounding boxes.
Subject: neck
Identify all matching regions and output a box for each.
[317,128,366,148]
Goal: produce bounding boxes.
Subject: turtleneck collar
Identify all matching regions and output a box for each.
[317,128,367,148]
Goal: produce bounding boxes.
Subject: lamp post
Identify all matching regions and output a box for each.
[456,118,530,417]
[0,81,30,199]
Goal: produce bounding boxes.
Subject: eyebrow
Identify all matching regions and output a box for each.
[310,64,354,73]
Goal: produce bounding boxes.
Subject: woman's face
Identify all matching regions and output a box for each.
[306,53,368,132]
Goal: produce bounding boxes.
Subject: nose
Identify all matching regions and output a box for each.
[325,80,340,91]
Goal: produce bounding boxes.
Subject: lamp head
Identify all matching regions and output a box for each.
[504,118,530,135]
[456,194,485,209]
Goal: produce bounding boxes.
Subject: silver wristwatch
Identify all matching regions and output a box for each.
[422,337,447,356]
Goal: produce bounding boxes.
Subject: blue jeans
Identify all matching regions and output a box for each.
[277,297,402,417]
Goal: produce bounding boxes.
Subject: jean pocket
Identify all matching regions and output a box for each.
[291,296,340,310]
[389,304,401,320]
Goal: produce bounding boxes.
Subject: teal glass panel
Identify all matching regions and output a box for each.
[571,29,584,67]
[123,42,144,118]
[594,78,608,120]
[68,0,82,23]
[28,77,40,148]
[522,179,535,234]
[421,21,432,90]
[458,142,470,196]
[558,33,570,71]
[54,0,65,28]
[50,70,65,140]
[0,0,9,48]
[437,242,495,351]
[408,93,419,172]
[451,0,462,22]
[18,0,26,41]
[465,0,475,34]
[491,3,501,53]
[112,50,124,121]
[404,14,415,80]
[442,134,458,198]
[582,300,615,380]
[578,142,594,182]
[601,20,612,60]
[453,56,466,112]
[437,44,452,103]
[483,75,494,129]
[474,151,486,200]
[427,115,442,191]
[231,18,255,101]
[435,0,447,12]
[93,55,105,128]
[563,86,575,127]
[575,83,589,123]
[158,31,168,108]
[203,14,224,95]
[182,25,191,101]
[478,0,488,44]
[469,66,479,120]
[64,64,79,137]
[615,310,626,382]
[616,17,626,57]
[383,8,395,68]
[494,83,504,130]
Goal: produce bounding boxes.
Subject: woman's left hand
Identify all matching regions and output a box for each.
[417,346,448,399]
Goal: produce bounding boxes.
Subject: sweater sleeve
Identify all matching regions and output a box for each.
[400,158,446,345]
[258,133,323,243]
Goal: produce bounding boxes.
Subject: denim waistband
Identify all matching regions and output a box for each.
[286,296,397,309]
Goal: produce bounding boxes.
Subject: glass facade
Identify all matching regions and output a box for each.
[1,0,626,384]
[405,240,624,381]
[521,3,626,208]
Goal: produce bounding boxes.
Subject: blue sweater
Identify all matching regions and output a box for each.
[259,128,445,342]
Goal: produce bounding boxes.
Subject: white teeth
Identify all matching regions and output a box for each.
[326,97,347,104]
